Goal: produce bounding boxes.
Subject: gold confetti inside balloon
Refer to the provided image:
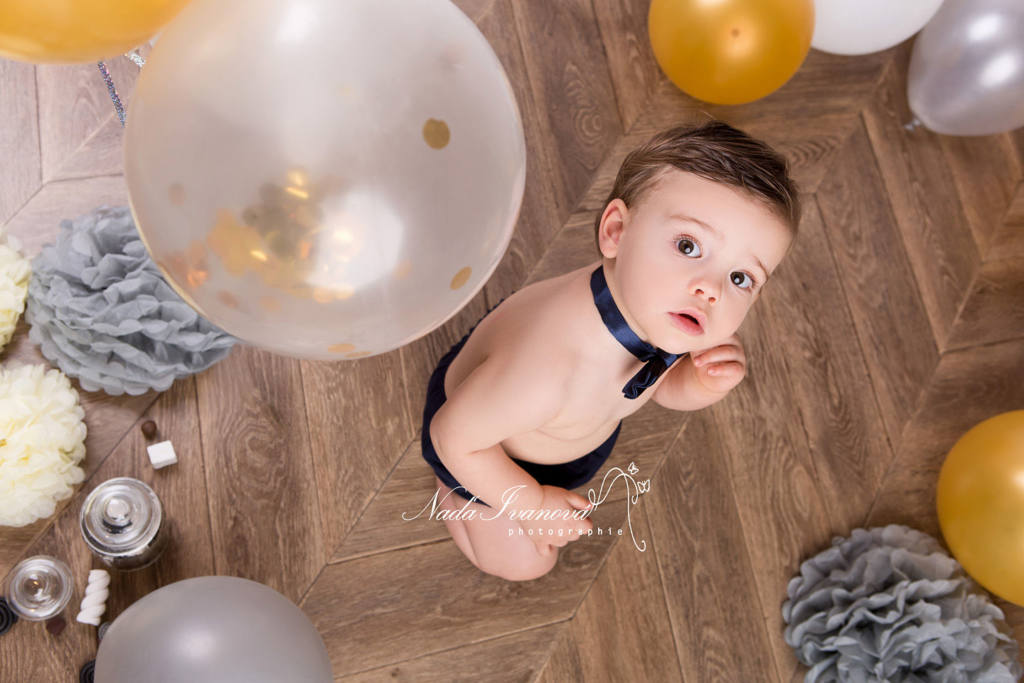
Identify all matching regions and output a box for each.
[937,411,1024,607]
[649,0,814,104]
[125,0,525,359]
[0,0,191,63]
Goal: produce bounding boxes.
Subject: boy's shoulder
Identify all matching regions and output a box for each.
[478,262,598,362]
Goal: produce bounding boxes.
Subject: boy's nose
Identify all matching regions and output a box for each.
[694,287,716,304]
[691,280,718,304]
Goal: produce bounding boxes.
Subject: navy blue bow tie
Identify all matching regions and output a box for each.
[590,265,686,399]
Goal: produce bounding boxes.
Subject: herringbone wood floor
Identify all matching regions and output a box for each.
[2,1,1023,680]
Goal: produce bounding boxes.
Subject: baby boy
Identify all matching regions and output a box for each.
[420,121,799,581]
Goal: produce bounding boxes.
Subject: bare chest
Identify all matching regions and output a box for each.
[442,267,669,464]
[498,356,668,464]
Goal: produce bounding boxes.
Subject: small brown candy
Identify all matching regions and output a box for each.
[45,615,66,636]
[141,420,157,439]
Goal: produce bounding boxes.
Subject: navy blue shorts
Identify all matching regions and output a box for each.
[420,298,622,508]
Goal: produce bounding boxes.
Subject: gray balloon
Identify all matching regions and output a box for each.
[908,0,1024,136]
[95,576,333,683]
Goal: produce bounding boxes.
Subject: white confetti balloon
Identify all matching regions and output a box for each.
[125,0,526,359]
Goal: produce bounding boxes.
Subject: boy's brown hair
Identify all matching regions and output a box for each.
[594,121,800,251]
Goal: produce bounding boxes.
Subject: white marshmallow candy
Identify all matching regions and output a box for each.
[147,440,178,469]
[76,569,110,626]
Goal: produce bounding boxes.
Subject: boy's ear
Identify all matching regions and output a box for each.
[597,199,628,259]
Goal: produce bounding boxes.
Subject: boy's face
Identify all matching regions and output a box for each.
[598,169,793,355]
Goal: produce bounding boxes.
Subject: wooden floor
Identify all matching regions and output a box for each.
[2,1,1023,680]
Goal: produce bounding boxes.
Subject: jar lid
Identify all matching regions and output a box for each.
[80,477,162,556]
[4,556,73,621]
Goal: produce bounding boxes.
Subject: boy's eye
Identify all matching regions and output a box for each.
[731,271,755,289]
[676,237,701,257]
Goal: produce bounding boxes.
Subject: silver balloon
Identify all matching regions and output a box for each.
[124,0,526,360]
[908,0,1024,136]
[95,576,332,682]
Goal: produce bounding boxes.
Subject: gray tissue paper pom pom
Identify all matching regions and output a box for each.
[782,524,1022,683]
[25,206,236,395]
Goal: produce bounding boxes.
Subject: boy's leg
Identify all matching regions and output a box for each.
[434,477,481,569]
[434,477,558,581]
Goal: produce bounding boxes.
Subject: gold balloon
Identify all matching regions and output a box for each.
[0,0,192,63]
[937,411,1024,607]
[648,0,814,105]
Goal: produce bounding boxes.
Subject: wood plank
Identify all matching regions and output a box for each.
[535,628,586,683]
[48,115,126,182]
[633,42,892,127]
[646,413,782,682]
[511,0,623,217]
[474,0,562,300]
[0,376,212,681]
[330,440,449,562]
[305,502,625,677]
[939,133,1022,254]
[196,346,325,602]
[450,0,497,23]
[815,123,939,447]
[1002,602,1024,667]
[742,46,893,120]
[0,59,39,224]
[757,201,893,533]
[537,502,683,683]
[0,175,129,259]
[592,0,662,131]
[586,81,862,207]
[862,56,980,347]
[986,184,1024,262]
[524,212,610,284]
[339,623,562,682]
[302,352,414,556]
[36,58,138,183]
[704,304,835,678]
[944,257,1024,351]
[0,520,47,586]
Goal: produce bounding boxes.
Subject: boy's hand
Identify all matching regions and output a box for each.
[689,334,746,395]
[516,485,594,555]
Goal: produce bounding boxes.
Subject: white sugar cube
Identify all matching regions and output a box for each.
[146,440,178,469]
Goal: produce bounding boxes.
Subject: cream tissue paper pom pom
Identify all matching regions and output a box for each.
[0,364,88,527]
[0,228,30,351]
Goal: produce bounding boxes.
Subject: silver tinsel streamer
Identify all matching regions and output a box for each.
[782,524,1022,682]
[26,206,236,395]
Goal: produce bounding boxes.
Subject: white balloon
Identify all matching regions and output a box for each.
[812,0,945,55]
[124,0,526,360]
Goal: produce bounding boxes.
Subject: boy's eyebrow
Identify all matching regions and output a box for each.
[668,212,718,236]
[668,213,769,280]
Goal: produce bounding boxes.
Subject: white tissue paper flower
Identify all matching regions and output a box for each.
[0,229,30,351]
[0,364,87,527]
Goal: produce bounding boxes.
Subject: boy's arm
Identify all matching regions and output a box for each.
[429,348,571,513]
[651,336,747,412]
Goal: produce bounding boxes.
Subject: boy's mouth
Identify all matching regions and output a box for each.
[669,309,705,335]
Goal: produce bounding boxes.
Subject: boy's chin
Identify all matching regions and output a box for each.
[656,329,731,356]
